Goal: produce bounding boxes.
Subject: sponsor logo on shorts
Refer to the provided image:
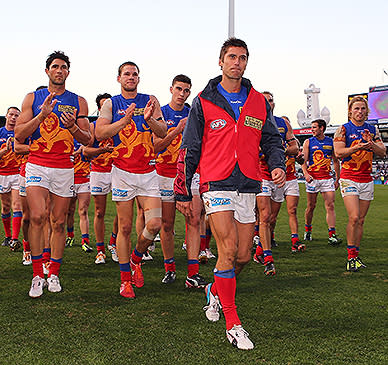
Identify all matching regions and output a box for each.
[210,119,227,130]
[0,185,3,192]
[306,185,316,192]
[92,187,103,193]
[112,188,128,198]
[20,186,26,194]
[208,197,231,207]
[244,116,263,130]
[160,189,174,197]
[26,176,42,183]
[261,186,270,193]
[343,187,357,193]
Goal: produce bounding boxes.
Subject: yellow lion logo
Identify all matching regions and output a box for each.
[111,122,153,159]
[342,140,372,170]
[30,112,73,153]
[157,128,182,164]
[309,150,330,172]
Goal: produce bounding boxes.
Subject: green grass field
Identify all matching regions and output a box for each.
[0,185,387,365]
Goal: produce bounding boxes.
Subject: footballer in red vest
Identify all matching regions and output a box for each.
[174,38,285,350]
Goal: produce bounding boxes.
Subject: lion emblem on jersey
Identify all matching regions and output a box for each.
[111,122,153,159]
[342,140,372,171]
[309,150,330,172]
[157,128,182,164]
[30,112,73,153]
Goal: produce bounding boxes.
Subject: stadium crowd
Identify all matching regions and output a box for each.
[0,38,386,350]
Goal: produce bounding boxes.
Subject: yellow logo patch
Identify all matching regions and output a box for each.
[244,116,263,130]
[134,107,144,116]
[58,105,76,113]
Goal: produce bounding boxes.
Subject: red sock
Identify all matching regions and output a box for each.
[131,249,143,265]
[264,255,274,264]
[82,236,90,245]
[67,230,74,238]
[120,271,131,282]
[2,214,11,238]
[48,259,61,277]
[109,233,117,246]
[164,262,176,272]
[200,235,206,251]
[42,249,51,263]
[187,260,199,277]
[214,269,241,330]
[255,245,264,256]
[347,246,357,259]
[210,282,217,296]
[23,239,30,251]
[12,212,22,240]
[32,256,44,278]
[328,227,336,237]
[96,243,105,253]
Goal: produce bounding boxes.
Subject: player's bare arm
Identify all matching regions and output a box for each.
[370,129,386,157]
[144,96,167,138]
[284,120,299,156]
[15,92,57,143]
[333,126,371,158]
[14,139,30,155]
[0,145,8,158]
[64,96,91,146]
[301,139,313,183]
[153,117,187,153]
[83,122,113,158]
[95,99,135,141]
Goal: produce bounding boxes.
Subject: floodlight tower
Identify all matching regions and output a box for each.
[229,0,235,38]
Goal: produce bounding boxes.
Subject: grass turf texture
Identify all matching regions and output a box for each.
[0,186,387,365]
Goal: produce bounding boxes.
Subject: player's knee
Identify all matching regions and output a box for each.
[146,217,161,235]
[1,202,11,213]
[162,218,174,233]
[119,222,132,238]
[348,214,359,226]
[236,252,251,267]
[30,212,47,227]
[306,202,315,212]
[51,220,66,233]
[287,206,297,216]
[95,208,105,220]
[78,206,89,218]
[144,208,162,234]
[358,217,366,227]
[259,211,271,224]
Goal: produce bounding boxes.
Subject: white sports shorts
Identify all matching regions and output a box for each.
[202,191,256,224]
[90,171,112,195]
[339,178,374,201]
[111,165,161,202]
[305,178,335,194]
[0,174,19,193]
[25,162,74,198]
